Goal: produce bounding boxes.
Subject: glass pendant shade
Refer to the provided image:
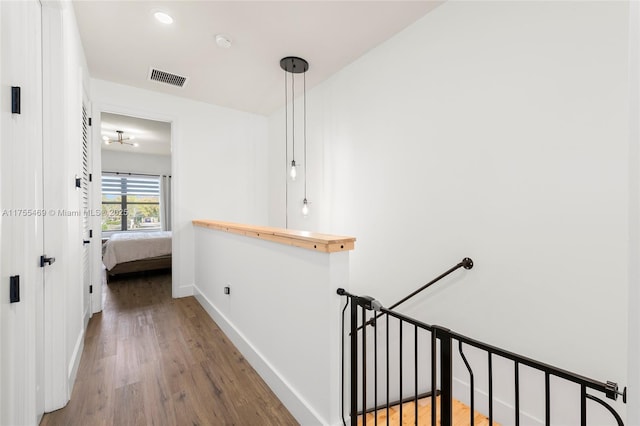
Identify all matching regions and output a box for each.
[290,160,297,181]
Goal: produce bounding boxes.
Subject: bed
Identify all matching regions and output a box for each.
[102,231,172,279]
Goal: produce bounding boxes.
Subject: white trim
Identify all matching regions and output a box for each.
[173,284,193,298]
[41,1,69,412]
[89,102,178,305]
[67,328,84,392]
[193,284,327,425]
[629,1,640,421]
[83,304,90,329]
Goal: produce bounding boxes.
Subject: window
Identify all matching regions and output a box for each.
[101,173,161,232]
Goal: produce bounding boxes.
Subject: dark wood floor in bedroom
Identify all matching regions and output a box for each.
[40,271,298,426]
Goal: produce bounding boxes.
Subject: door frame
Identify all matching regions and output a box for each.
[90,104,176,313]
[82,89,93,325]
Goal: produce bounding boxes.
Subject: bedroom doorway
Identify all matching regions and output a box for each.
[96,112,173,308]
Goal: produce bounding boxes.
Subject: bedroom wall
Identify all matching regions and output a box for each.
[91,78,268,298]
[268,0,630,421]
[101,150,171,176]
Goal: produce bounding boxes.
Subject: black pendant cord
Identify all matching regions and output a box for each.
[291,60,295,164]
[303,71,307,199]
[284,69,289,228]
[280,56,309,217]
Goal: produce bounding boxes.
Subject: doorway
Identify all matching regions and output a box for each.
[94,112,173,308]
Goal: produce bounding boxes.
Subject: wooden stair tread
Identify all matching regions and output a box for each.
[358,396,498,426]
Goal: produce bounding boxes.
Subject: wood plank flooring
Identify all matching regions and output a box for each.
[358,396,497,426]
[40,271,298,426]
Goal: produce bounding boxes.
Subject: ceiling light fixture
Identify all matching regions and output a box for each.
[281,56,310,219]
[103,130,138,147]
[153,11,173,25]
[215,34,232,49]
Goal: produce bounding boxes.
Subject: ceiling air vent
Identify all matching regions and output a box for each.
[148,68,188,88]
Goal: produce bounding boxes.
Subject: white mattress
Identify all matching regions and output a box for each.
[103,231,172,270]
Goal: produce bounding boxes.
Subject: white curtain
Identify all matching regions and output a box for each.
[160,175,172,231]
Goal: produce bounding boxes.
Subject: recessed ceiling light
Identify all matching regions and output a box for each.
[154,11,173,25]
[215,34,232,49]
[102,135,109,141]
[133,143,140,147]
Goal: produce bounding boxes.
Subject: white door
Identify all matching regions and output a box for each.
[0,0,44,424]
[81,98,93,321]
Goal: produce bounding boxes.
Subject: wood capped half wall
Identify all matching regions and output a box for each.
[192,219,355,253]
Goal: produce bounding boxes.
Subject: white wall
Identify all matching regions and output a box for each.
[91,79,269,298]
[269,1,630,421]
[628,1,640,422]
[101,150,171,176]
[194,226,349,425]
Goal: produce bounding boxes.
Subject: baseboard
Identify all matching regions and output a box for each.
[67,328,85,395]
[173,284,193,298]
[453,376,543,425]
[83,304,90,329]
[193,284,327,425]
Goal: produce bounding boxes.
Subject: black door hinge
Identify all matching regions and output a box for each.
[11,87,21,114]
[88,117,92,126]
[10,275,20,303]
[89,173,92,182]
[89,285,93,294]
[89,229,93,238]
[75,177,81,188]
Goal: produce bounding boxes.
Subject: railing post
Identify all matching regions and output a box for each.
[350,297,358,426]
[438,327,453,426]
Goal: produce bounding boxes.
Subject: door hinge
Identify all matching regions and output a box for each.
[89,285,93,294]
[75,176,81,188]
[11,87,21,114]
[88,117,92,126]
[89,229,93,238]
[10,275,20,303]
[89,173,92,182]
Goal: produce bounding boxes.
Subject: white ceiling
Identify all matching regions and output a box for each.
[101,112,171,156]
[73,1,442,116]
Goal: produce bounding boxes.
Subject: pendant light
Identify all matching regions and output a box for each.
[281,56,310,216]
[301,64,309,217]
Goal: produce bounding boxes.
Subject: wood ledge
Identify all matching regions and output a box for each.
[192,219,355,253]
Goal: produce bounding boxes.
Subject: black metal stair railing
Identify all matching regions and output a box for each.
[337,259,626,426]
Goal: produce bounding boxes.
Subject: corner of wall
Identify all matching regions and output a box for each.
[67,328,84,399]
[173,284,194,298]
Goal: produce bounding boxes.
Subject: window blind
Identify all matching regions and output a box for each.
[101,174,160,196]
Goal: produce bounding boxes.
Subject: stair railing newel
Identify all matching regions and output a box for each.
[337,258,626,426]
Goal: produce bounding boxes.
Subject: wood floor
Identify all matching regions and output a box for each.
[40,271,298,426]
[358,396,497,426]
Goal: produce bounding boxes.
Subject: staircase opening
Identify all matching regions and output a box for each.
[338,259,626,426]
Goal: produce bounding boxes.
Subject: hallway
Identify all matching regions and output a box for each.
[40,271,298,425]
